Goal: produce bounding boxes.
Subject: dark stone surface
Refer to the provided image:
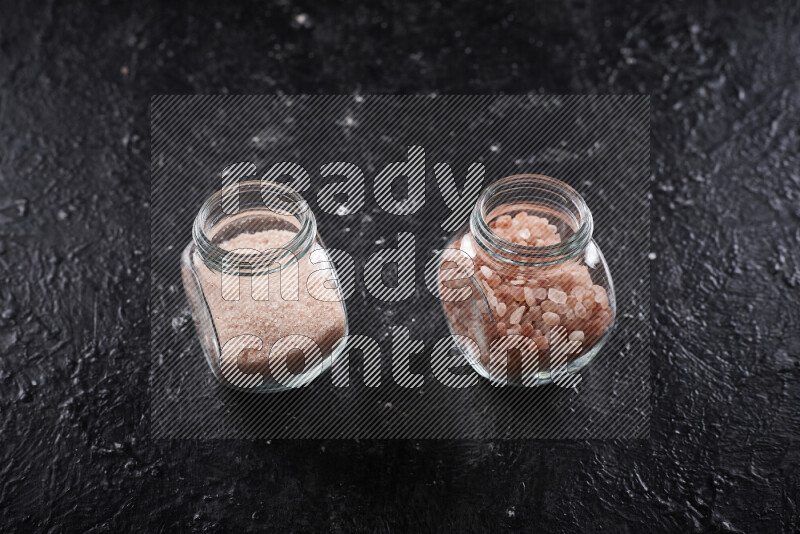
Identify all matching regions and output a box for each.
[0,0,798,531]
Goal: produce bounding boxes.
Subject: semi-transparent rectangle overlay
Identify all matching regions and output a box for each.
[150,95,650,439]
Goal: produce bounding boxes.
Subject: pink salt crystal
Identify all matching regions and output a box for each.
[548,288,567,304]
[488,295,498,308]
[533,287,547,300]
[542,311,560,325]
[494,284,511,300]
[510,285,525,302]
[521,323,535,338]
[529,306,542,322]
[519,228,531,241]
[496,301,507,317]
[479,265,493,279]
[479,280,493,298]
[487,273,503,288]
[507,326,521,335]
[569,330,584,342]
[574,302,588,318]
[572,286,585,299]
[509,305,526,325]
[523,286,537,307]
[496,322,507,336]
[593,285,609,306]
[496,215,512,229]
[533,335,548,351]
[514,211,528,222]
[541,300,558,313]
[509,279,525,286]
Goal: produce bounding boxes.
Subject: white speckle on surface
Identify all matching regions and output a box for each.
[294,13,311,27]
[648,252,657,260]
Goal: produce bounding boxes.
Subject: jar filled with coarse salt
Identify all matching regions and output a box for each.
[181,180,349,391]
[438,174,615,386]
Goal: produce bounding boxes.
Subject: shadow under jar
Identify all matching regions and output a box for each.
[439,174,615,386]
[181,180,349,392]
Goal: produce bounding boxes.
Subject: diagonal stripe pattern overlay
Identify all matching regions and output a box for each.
[150,95,650,439]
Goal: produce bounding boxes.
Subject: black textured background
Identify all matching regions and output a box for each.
[1,0,799,532]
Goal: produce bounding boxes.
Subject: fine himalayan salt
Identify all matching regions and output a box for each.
[190,230,346,378]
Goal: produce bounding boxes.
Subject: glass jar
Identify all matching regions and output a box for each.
[438,174,615,386]
[181,180,349,392]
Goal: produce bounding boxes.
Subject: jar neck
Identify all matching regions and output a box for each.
[192,180,316,275]
[469,174,593,267]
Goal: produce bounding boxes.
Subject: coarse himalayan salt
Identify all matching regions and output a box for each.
[440,206,614,373]
[496,215,512,229]
[191,230,346,376]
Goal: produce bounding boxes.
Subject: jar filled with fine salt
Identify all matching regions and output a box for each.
[438,174,615,386]
[181,180,348,391]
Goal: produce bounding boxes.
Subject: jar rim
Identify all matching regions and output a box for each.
[192,180,316,275]
[470,174,594,266]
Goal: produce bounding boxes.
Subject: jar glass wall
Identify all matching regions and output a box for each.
[181,181,349,392]
[439,174,615,386]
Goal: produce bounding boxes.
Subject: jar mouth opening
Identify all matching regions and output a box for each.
[470,174,594,266]
[192,180,315,275]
